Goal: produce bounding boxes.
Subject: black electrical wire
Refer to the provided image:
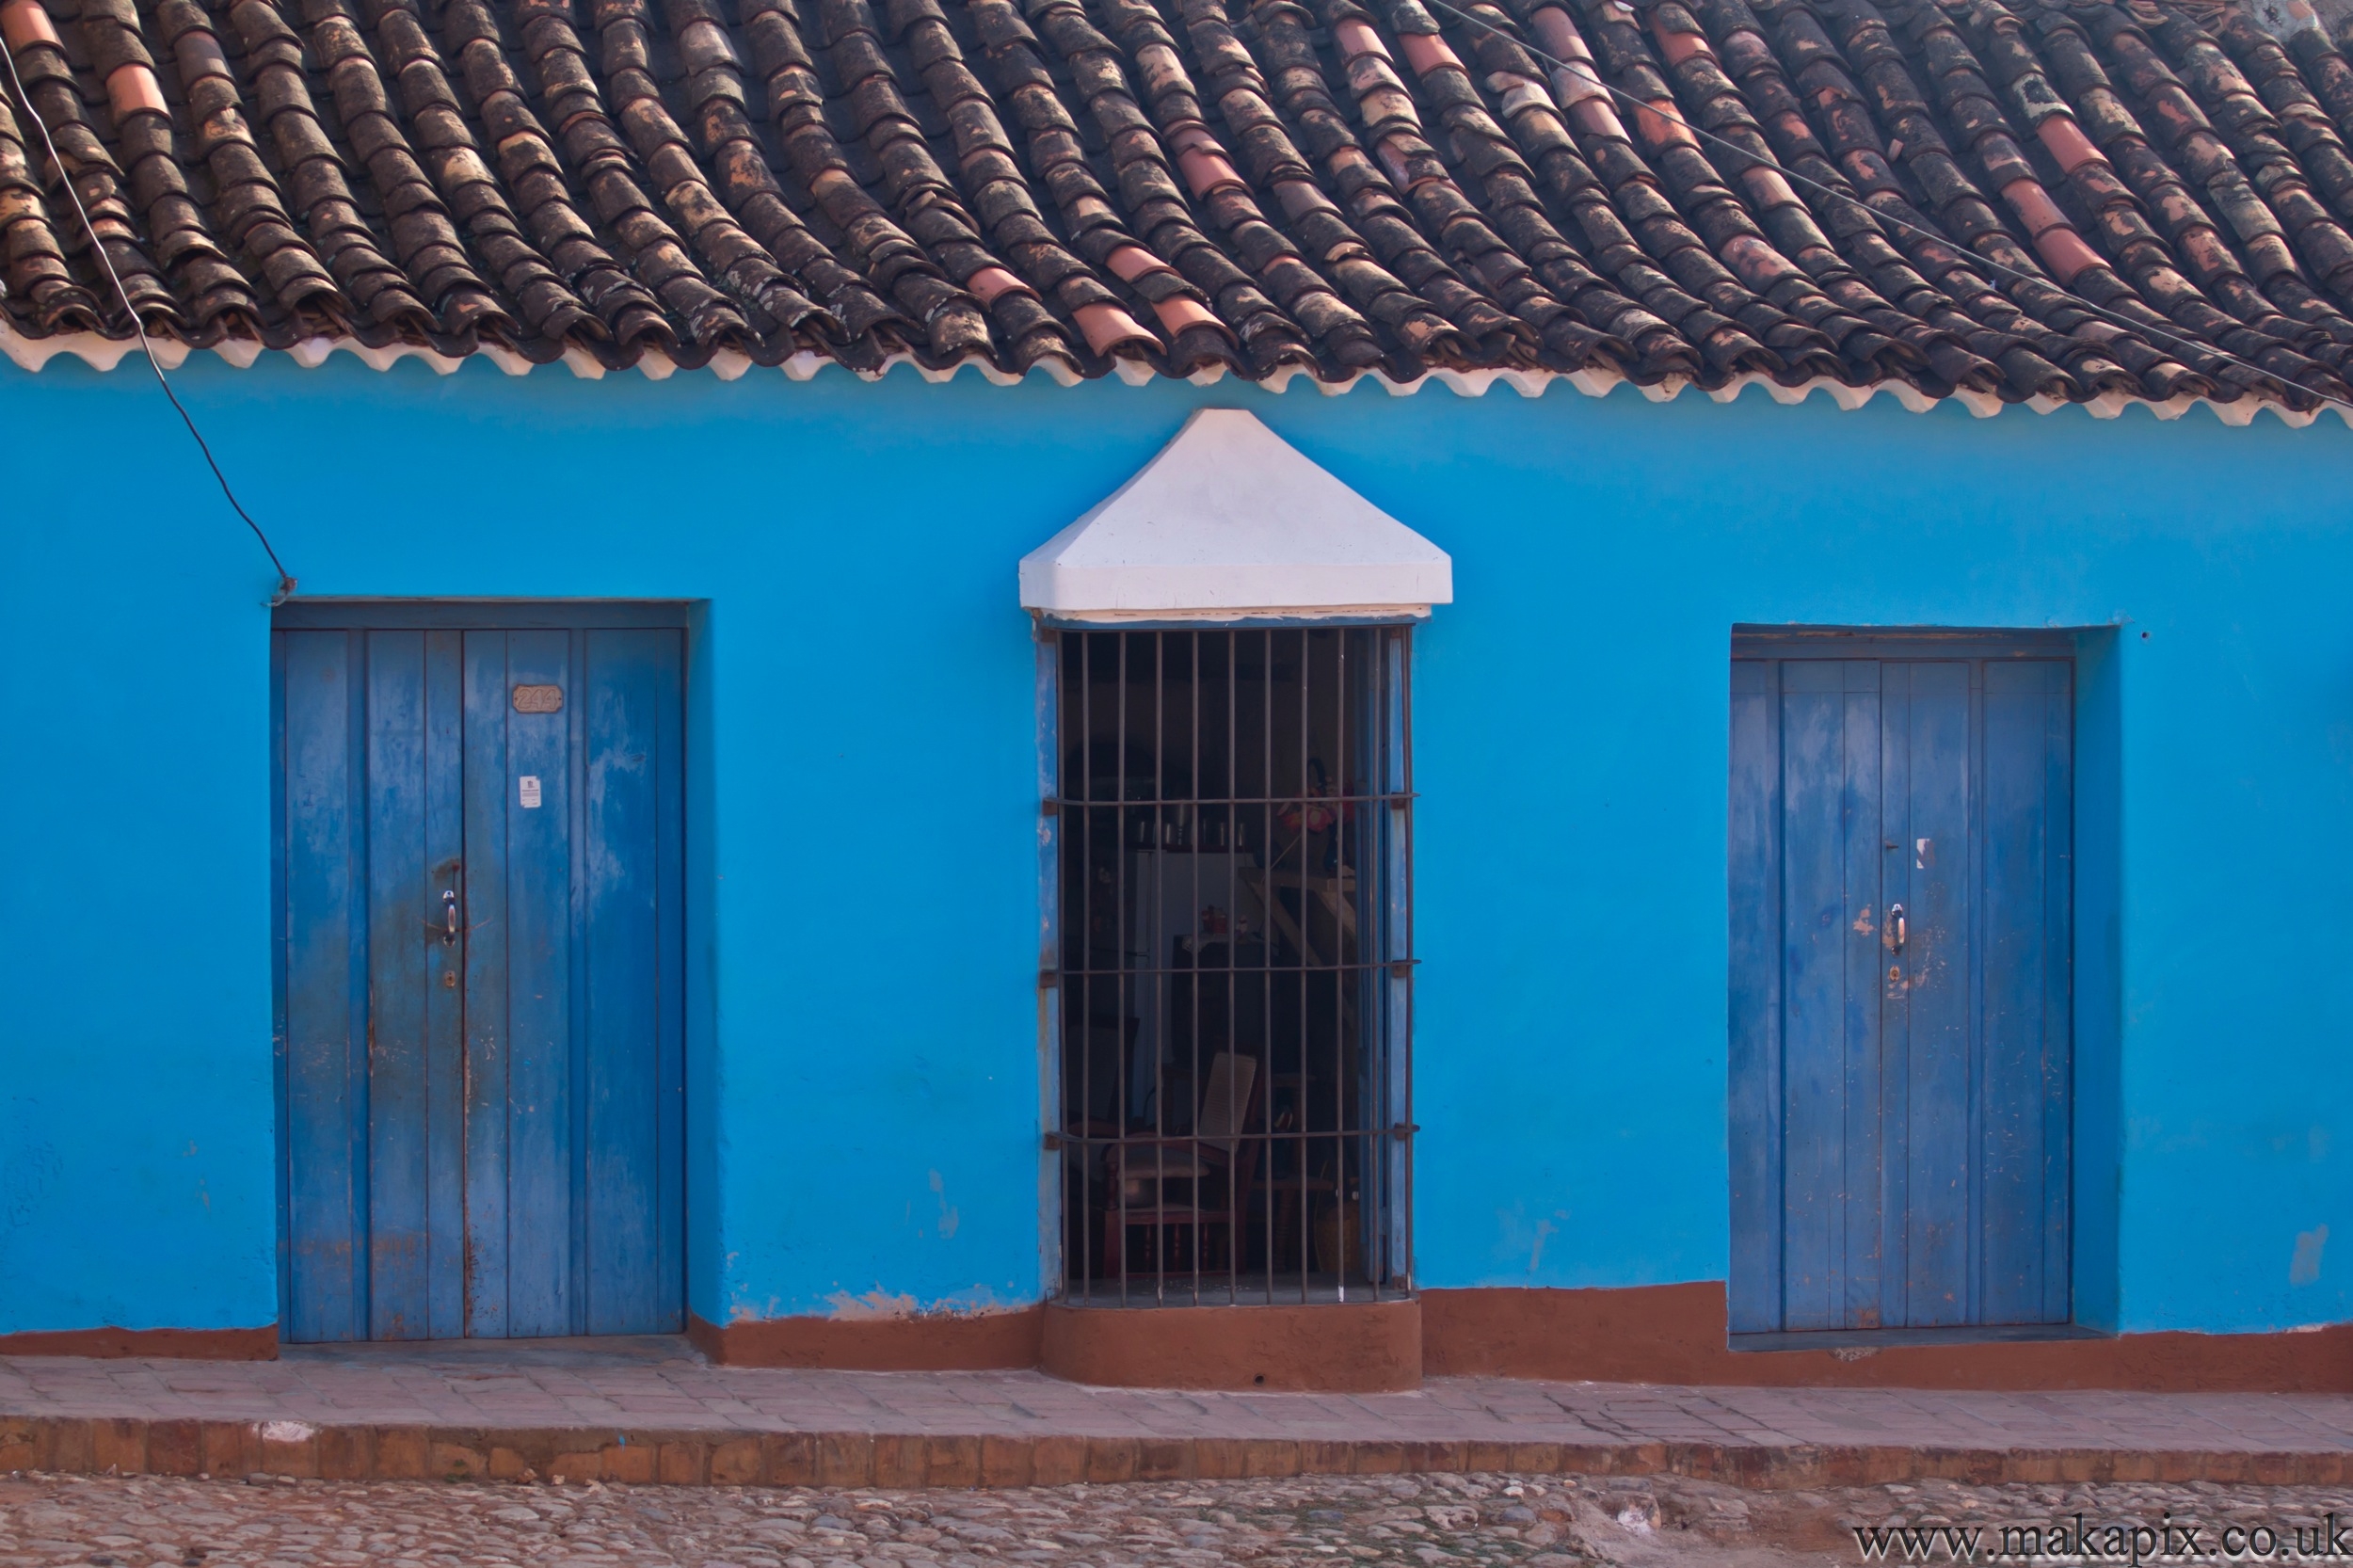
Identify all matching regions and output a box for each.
[0,43,297,599]
[1424,0,2353,419]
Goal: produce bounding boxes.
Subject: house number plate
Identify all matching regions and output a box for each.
[512,684,564,713]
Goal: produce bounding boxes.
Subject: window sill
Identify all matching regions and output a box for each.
[1728,1323,2113,1353]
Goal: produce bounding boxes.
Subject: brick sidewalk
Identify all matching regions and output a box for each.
[4,1337,2350,1491]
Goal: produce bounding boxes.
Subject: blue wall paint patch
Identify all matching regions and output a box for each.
[0,353,2346,1338]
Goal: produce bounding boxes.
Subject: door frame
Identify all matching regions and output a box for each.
[1725,624,2114,1346]
[269,599,701,1340]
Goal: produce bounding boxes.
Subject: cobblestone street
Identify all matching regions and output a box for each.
[8,1468,2353,1567]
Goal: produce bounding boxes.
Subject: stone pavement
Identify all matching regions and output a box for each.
[11,1467,2353,1566]
[3,1337,2352,1493]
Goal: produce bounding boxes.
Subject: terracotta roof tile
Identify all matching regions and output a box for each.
[3,0,2351,411]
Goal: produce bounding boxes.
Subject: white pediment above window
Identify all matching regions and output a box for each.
[1018,408,1453,625]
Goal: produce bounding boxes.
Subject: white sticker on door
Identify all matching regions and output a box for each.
[520,775,542,808]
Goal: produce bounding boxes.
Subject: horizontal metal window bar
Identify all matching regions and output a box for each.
[1054,951,1402,965]
[1050,792,1417,807]
[1050,1129,1401,1144]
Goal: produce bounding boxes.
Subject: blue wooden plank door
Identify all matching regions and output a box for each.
[277,620,684,1340]
[1729,649,2071,1334]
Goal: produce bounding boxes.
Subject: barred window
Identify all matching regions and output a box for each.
[1048,626,1414,1305]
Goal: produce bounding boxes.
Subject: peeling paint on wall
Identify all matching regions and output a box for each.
[814,1285,1020,1322]
[1529,1218,1557,1274]
[930,1171,961,1240]
[824,1289,922,1321]
[2293,1226,2329,1287]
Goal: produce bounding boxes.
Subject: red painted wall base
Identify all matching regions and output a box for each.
[1419,1284,2353,1393]
[686,1308,1044,1370]
[1041,1299,1422,1392]
[11,1288,2346,1394]
[0,1325,278,1361]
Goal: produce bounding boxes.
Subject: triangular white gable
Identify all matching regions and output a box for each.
[1019,408,1452,622]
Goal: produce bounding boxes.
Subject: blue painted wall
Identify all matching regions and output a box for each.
[0,351,2345,1339]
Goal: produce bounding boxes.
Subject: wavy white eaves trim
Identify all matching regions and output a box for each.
[0,315,2341,429]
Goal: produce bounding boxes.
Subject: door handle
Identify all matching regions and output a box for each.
[1889,903,1906,952]
[442,889,459,945]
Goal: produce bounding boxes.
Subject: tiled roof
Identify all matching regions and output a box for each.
[5,0,2353,415]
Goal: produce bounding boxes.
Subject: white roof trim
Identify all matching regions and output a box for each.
[1018,408,1453,623]
[5,317,2333,427]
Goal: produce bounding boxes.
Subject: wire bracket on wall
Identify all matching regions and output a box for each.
[0,40,297,603]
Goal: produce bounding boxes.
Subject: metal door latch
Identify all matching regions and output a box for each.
[442,889,459,945]
[1888,903,1906,952]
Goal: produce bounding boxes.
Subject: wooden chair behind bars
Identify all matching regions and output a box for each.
[1099,1051,1265,1277]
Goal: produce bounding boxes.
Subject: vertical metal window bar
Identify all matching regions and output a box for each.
[1053,626,1414,1306]
[1038,627,1064,1298]
[1385,629,1415,1287]
[1115,632,1132,1304]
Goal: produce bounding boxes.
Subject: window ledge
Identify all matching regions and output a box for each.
[1729,1323,2114,1353]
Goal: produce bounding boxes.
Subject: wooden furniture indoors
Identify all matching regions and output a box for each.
[1099,1051,1265,1274]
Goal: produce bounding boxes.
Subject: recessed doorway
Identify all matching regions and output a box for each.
[273,603,686,1341]
[1729,632,2074,1336]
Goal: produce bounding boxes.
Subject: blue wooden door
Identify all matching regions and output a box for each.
[276,615,684,1340]
[1729,645,2071,1334]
